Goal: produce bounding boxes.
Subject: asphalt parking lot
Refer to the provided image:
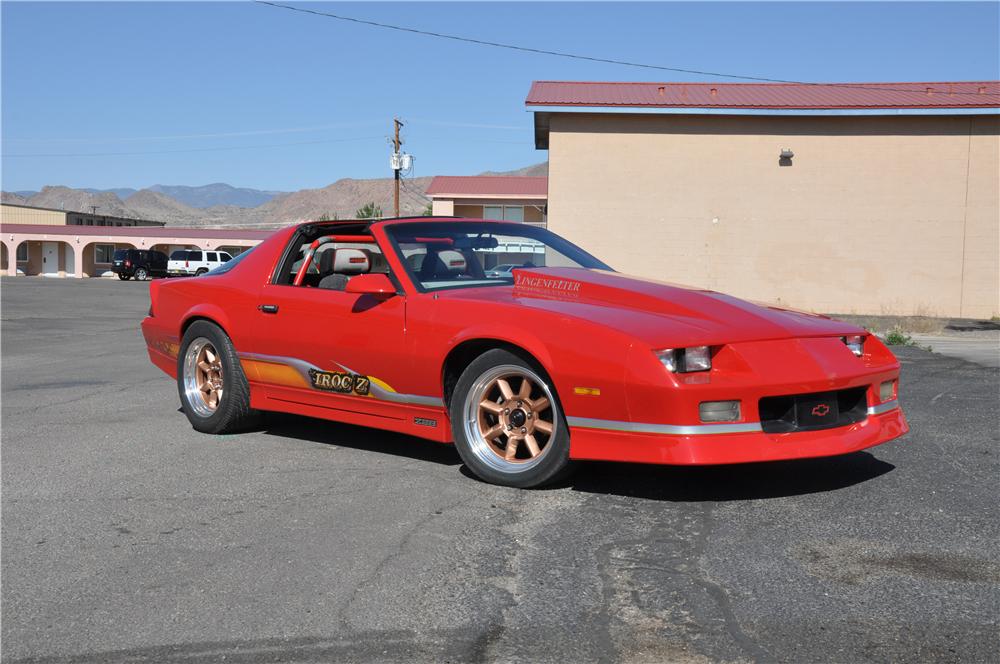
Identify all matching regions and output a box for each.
[2,277,999,664]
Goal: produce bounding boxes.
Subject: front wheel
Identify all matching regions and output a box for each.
[177,320,259,434]
[450,349,573,488]
[134,267,148,281]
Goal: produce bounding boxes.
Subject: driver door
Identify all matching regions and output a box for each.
[247,240,413,421]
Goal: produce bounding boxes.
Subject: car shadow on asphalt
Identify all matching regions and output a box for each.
[567,451,896,502]
[253,412,894,500]
[258,413,464,466]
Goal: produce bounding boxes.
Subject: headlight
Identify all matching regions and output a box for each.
[842,334,865,356]
[655,346,712,373]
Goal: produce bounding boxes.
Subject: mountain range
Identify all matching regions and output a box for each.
[2,163,547,228]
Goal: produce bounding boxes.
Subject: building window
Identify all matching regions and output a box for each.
[503,206,524,223]
[95,244,115,264]
[483,205,524,222]
[16,243,28,261]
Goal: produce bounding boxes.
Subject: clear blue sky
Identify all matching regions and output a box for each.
[3,1,998,192]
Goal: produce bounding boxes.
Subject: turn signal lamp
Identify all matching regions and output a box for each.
[700,400,741,423]
[880,380,896,402]
[656,346,712,373]
[842,334,865,356]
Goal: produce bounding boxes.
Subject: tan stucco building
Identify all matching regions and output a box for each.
[528,81,1000,318]
[0,202,167,228]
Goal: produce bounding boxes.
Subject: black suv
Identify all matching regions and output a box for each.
[112,249,168,281]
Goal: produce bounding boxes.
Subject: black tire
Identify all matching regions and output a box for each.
[134,267,148,281]
[177,320,259,434]
[450,349,574,488]
[118,273,130,281]
[195,268,208,276]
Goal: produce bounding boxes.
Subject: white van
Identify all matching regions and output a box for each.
[167,250,233,277]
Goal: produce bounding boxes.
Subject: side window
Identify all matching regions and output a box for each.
[190,251,203,262]
[94,244,115,263]
[220,253,232,262]
[207,252,218,262]
[273,223,372,286]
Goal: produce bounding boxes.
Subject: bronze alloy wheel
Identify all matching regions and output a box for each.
[462,364,558,473]
[183,337,224,418]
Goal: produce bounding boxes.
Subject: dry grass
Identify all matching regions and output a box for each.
[828,314,946,335]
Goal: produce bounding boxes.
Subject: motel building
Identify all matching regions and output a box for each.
[1,203,270,278]
[526,80,1000,318]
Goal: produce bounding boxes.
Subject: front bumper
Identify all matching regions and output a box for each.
[567,403,908,465]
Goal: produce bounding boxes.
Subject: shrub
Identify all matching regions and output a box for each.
[884,327,914,346]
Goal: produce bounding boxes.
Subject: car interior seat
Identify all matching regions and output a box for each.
[318,248,371,290]
[419,249,468,281]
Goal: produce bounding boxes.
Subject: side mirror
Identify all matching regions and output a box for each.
[346,273,396,297]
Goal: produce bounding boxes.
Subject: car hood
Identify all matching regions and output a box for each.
[439,267,865,347]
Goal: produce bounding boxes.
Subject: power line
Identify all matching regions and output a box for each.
[254,1,992,97]
[399,177,430,201]
[401,188,431,210]
[3,135,384,158]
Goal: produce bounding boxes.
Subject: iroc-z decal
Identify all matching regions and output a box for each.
[308,369,371,396]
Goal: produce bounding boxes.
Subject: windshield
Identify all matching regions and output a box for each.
[113,250,129,260]
[384,221,611,292]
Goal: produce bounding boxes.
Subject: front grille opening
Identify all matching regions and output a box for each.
[759,386,868,433]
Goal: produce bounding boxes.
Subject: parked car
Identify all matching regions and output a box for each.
[141,218,907,488]
[112,249,168,281]
[485,263,521,278]
[167,250,233,277]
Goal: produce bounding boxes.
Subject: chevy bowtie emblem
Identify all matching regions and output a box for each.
[811,404,831,417]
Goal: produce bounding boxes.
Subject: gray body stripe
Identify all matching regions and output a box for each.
[566,417,763,435]
[867,400,900,415]
[238,352,444,408]
[569,399,901,435]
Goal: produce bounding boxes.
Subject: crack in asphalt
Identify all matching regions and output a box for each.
[692,503,774,663]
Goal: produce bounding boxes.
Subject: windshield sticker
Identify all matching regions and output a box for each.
[514,274,582,292]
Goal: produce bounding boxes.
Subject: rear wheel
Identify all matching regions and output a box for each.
[178,321,259,434]
[450,349,573,488]
[134,267,148,281]
[117,273,130,281]
[195,268,208,276]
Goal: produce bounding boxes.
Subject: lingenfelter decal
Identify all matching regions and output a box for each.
[413,417,437,427]
[308,369,371,395]
[514,274,582,292]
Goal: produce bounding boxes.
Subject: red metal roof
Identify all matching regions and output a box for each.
[0,224,275,240]
[426,176,548,198]
[526,81,1000,110]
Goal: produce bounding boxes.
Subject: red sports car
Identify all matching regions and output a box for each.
[141,218,908,487]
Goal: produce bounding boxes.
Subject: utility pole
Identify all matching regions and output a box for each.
[392,118,403,218]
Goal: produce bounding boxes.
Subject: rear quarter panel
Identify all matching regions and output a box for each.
[142,230,290,378]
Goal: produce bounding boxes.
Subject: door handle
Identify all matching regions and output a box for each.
[258,304,279,314]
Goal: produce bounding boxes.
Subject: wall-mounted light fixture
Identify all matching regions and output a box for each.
[779,148,794,167]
